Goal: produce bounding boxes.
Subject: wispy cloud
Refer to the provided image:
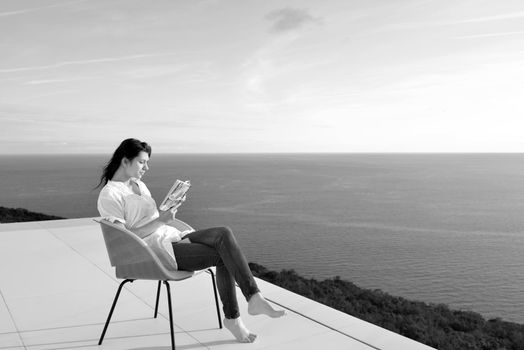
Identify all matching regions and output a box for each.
[453,11,524,24]
[0,53,179,74]
[7,90,76,103]
[388,11,524,31]
[141,114,262,131]
[455,31,524,40]
[0,104,112,124]
[23,77,96,85]
[0,0,86,17]
[119,62,215,80]
[265,8,320,33]
[121,65,188,79]
[242,8,323,99]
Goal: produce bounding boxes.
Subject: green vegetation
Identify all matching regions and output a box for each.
[0,206,64,223]
[250,262,524,350]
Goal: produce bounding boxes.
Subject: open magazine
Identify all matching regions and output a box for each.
[159,179,191,211]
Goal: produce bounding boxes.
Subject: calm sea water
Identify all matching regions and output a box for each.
[1,153,524,323]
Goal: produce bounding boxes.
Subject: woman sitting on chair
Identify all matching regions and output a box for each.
[96,138,285,343]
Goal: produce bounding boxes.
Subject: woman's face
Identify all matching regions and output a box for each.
[123,151,150,179]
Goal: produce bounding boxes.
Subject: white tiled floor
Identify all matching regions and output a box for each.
[0,219,435,350]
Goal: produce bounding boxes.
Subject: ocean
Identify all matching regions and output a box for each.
[1,153,524,323]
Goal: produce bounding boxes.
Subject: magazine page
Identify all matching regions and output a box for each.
[159,179,191,211]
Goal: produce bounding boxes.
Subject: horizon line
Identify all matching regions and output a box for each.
[1,151,524,156]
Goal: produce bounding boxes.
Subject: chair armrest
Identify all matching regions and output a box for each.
[170,218,195,232]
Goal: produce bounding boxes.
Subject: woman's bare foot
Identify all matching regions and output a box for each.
[224,317,257,343]
[248,292,287,318]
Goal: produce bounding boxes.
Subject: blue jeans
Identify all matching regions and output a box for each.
[171,227,260,319]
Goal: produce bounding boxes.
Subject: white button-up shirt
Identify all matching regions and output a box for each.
[97,179,190,270]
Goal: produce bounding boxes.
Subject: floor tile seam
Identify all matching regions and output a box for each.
[44,226,209,348]
[254,328,336,350]
[18,327,214,349]
[262,295,383,350]
[19,330,179,349]
[42,227,165,310]
[143,280,212,349]
[43,226,122,283]
[0,345,24,350]
[10,317,152,335]
[104,278,211,349]
[40,227,168,315]
[0,288,26,349]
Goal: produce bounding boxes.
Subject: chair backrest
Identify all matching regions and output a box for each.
[98,219,152,266]
[96,219,194,281]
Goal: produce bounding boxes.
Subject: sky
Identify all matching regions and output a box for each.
[1,0,524,154]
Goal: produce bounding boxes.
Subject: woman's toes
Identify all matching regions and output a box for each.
[224,317,256,343]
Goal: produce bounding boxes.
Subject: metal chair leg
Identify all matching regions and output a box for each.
[164,281,176,350]
[100,274,220,349]
[154,280,162,318]
[99,279,134,345]
[207,269,223,329]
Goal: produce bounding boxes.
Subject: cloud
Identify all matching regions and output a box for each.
[386,11,524,32]
[265,8,320,33]
[0,104,101,124]
[9,90,77,103]
[455,31,524,40]
[453,11,524,24]
[0,0,86,17]
[141,115,262,131]
[121,63,206,80]
[23,77,95,85]
[0,53,179,74]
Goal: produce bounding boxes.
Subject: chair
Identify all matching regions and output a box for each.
[96,218,222,349]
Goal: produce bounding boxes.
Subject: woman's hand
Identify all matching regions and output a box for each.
[172,195,186,208]
[158,207,178,224]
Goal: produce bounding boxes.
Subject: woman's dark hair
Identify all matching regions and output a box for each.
[95,138,152,189]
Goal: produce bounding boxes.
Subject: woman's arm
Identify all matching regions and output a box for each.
[130,208,179,238]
